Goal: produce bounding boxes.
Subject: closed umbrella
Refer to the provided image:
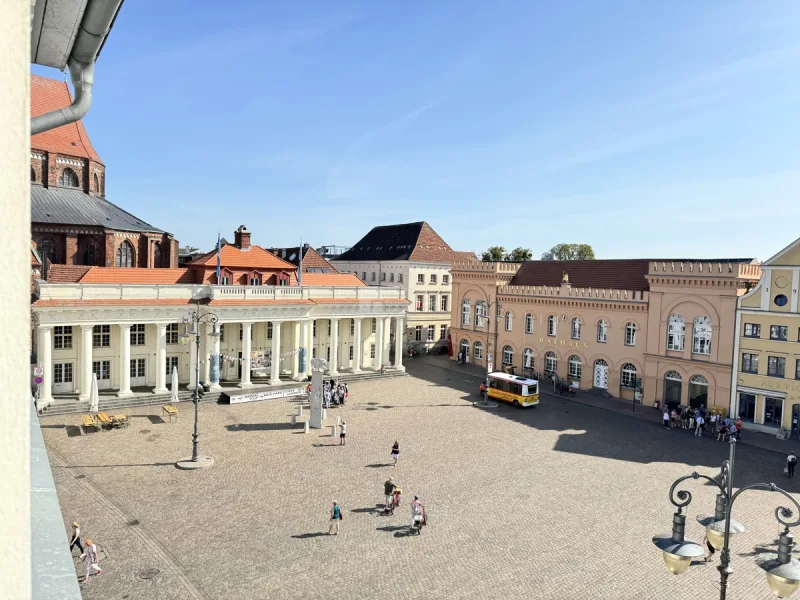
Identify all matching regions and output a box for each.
[171,366,180,403]
[89,372,99,413]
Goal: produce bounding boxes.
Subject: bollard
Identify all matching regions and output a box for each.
[304,421,309,434]
[291,415,297,426]
[297,406,303,417]
[336,415,341,426]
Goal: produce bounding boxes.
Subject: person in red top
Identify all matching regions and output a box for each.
[479,383,487,399]
[735,417,743,439]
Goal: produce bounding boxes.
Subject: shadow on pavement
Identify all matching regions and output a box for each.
[376,525,406,532]
[290,532,328,539]
[365,463,393,468]
[351,505,382,513]
[225,422,292,432]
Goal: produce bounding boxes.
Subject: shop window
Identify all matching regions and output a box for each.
[764,397,783,427]
[738,393,756,421]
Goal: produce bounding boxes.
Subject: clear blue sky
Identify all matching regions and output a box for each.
[32,0,800,260]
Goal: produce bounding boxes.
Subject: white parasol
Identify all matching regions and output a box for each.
[171,366,180,403]
[89,372,99,413]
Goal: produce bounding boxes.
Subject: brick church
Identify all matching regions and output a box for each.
[30,74,178,272]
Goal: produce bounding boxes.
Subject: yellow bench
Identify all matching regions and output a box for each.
[162,404,178,422]
[82,414,99,433]
[96,412,113,429]
[112,414,129,428]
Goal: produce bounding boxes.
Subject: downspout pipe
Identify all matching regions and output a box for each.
[31,0,124,135]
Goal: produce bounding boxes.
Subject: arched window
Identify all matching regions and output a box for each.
[93,173,99,193]
[502,345,513,366]
[31,167,36,182]
[547,315,557,336]
[692,316,712,355]
[689,374,709,408]
[153,242,162,268]
[80,239,99,266]
[544,351,557,374]
[621,363,637,388]
[460,339,469,360]
[664,371,682,407]
[461,299,470,326]
[523,348,534,370]
[625,322,637,346]
[475,301,487,327]
[525,313,533,334]
[568,355,582,379]
[597,319,608,343]
[571,317,581,340]
[37,237,57,264]
[59,167,79,188]
[473,341,483,360]
[116,240,135,267]
[505,311,512,331]
[667,315,685,351]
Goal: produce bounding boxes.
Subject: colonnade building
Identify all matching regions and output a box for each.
[451,258,760,410]
[33,226,408,409]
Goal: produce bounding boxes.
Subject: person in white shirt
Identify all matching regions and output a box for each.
[410,496,423,528]
[695,413,705,436]
[80,538,102,583]
[340,421,347,446]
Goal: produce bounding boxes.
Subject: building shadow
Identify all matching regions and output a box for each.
[225,422,293,432]
[54,462,175,468]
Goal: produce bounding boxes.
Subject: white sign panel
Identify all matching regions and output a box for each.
[228,387,304,405]
[488,363,493,371]
[34,367,43,376]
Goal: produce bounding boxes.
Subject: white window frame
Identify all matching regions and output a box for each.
[372,318,377,333]
[547,315,557,337]
[267,322,273,340]
[571,318,581,340]
[131,323,146,346]
[440,295,448,312]
[417,273,424,284]
[427,325,435,341]
[568,355,581,379]
[692,316,712,354]
[415,325,422,341]
[166,323,179,345]
[523,348,534,369]
[442,274,449,285]
[621,363,637,388]
[545,352,557,374]
[440,325,447,340]
[505,311,513,332]
[93,324,111,348]
[430,274,437,284]
[416,295,424,311]
[624,322,636,346]
[473,341,483,360]
[54,325,72,349]
[370,343,376,359]
[525,314,533,335]
[667,314,685,351]
[462,299,471,326]
[350,320,355,335]
[597,320,608,343]
[92,360,111,381]
[502,345,513,366]
[429,295,437,312]
[399,273,404,283]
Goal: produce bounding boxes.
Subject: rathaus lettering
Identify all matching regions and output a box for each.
[540,337,589,349]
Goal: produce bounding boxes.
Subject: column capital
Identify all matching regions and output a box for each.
[37,324,53,332]
[80,324,94,331]
[241,321,254,327]
[119,323,132,331]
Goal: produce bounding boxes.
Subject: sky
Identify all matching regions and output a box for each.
[32,0,800,260]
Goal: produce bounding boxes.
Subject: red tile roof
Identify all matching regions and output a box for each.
[190,244,298,271]
[45,265,91,283]
[30,75,103,164]
[452,251,478,262]
[508,260,653,291]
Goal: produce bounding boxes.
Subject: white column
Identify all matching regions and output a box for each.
[305,319,313,377]
[330,318,340,376]
[239,322,253,388]
[270,321,281,385]
[394,316,405,371]
[118,324,132,396]
[210,326,221,391]
[154,323,168,393]
[291,321,302,380]
[375,317,384,370]
[79,325,93,400]
[383,317,391,363]
[353,318,363,373]
[38,326,53,407]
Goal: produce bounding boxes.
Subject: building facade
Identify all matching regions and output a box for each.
[332,221,476,353]
[32,226,408,408]
[731,238,800,434]
[31,75,178,271]
[451,258,760,410]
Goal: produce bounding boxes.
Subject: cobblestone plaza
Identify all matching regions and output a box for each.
[41,361,800,600]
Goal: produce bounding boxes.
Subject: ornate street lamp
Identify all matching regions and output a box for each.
[176,306,219,470]
[653,438,800,598]
[475,300,502,408]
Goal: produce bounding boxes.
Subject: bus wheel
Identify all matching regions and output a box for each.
[513,400,520,408]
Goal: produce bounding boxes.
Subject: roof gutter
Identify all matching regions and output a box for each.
[31,0,124,135]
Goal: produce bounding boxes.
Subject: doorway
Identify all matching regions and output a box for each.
[130,358,146,387]
[593,360,609,389]
[92,360,112,390]
[166,356,179,383]
[53,361,75,394]
[663,371,682,409]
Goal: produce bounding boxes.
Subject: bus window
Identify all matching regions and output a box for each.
[509,383,522,395]
[523,383,538,396]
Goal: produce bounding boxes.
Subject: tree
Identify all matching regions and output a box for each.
[541,243,595,261]
[481,246,506,261]
[506,247,533,262]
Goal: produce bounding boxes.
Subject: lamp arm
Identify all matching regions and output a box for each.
[728,483,800,528]
[669,472,726,512]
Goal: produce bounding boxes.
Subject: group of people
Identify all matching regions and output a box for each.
[68,522,102,584]
[383,476,426,532]
[662,406,743,441]
[306,379,349,408]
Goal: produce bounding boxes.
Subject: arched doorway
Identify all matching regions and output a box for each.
[688,375,708,409]
[593,359,608,389]
[664,371,682,408]
[460,339,469,363]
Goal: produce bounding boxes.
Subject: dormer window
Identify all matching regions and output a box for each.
[219,268,233,286]
[248,272,262,286]
[276,271,290,286]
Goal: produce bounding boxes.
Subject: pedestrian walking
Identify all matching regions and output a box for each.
[663,408,670,429]
[788,452,797,478]
[340,421,347,446]
[69,522,83,555]
[328,502,342,535]
[79,538,102,583]
[709,413,718,435]
[695,413,705,436]
[735,417,743,440]
[384,477,396,508]
[391,441,399,466]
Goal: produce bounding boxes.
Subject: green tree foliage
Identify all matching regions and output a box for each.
[481,246,506,261]
[540,244,595,261]
[506,247,533,262]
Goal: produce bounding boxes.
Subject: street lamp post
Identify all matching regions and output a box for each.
[176,306,219,470]
[653,438,800,598]
[475,299,502,408]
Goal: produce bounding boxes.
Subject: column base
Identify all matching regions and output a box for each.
[292,374,306,381]
[37,398,53,411]
[117,390,134,398]
[237,381,253,389]
[393,365,406,372]
[352,368,362,374]
[78,394,90,401]
[269,378,281,386]
[152,387,169,394]
[208,383,221,391]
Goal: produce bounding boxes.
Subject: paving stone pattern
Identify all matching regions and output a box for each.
[41,362,800,600]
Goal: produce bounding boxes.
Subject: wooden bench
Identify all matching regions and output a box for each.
[112,414,129,428]
[96,412,113,430]
[82,414,99,433]
[162,404,178,422]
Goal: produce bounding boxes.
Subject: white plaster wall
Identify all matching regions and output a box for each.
[0,1,31,594]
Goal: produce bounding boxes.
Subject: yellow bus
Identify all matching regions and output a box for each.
[487,372,539,407]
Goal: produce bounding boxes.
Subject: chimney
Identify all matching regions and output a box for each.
[234,225,251,251]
